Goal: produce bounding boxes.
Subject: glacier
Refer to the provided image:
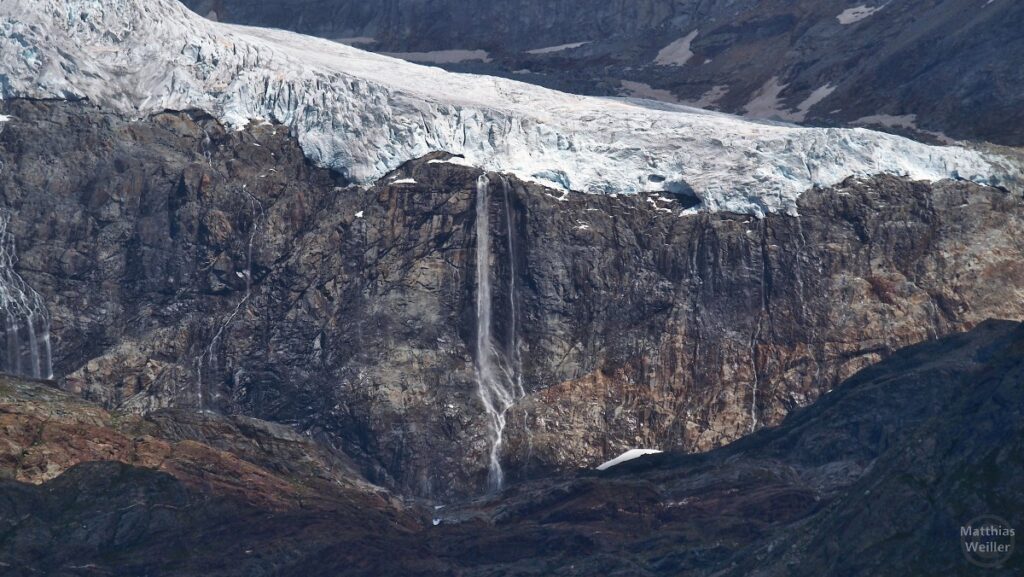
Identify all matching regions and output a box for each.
[0,0,1020,216]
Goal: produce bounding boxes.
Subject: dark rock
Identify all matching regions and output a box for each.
[1,99,1023,500]
[2,321,1022,575]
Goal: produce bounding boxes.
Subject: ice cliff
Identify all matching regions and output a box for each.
[0,0,1019,215]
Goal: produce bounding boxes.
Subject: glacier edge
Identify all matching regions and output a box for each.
[0,0,1020,216]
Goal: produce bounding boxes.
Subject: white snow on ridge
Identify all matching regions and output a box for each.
[428,156,477,168]
[0,115,11,123]
[526,41,590,55]
[744,80,839,123]
[596,449,663,471]
[856,114,920,131]
[743,77,791,119]
[1,0,1019,217]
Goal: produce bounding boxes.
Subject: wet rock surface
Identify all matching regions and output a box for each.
[181,0,1024,146]
[1,99,1023,501]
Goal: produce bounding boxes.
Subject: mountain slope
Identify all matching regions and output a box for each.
[2,98,1024,497]
[180,0,1024,146]
[1,0,1020,215]
[2,321,1021,575]
[435,319,1024,576]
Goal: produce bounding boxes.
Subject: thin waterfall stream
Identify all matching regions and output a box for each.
[0,211,53,380]
[195,184,265,410]
[474,174,524,491]
[500,176,525,400]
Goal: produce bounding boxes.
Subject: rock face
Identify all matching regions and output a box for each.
[429,319,1024,577]
[181,0,1024,146]
[2,99,1024,499]
[2,320,1022,575]
[0,373,405,513]
[501,169,1024,478]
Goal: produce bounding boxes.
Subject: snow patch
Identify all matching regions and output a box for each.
[526,41,589,55]
[620,80,680,103]
[354,211,364,218]
[793,83,837,121]
[428,156,478,168]
[646,196,674,213]
[0,115,11,123]
[3,0,1017,217]
[854,114,955,144]
[596,449,663,471]
[382,49,491,64]
[690,85,729,108]
[655,30,699,66]
[837,4,887,25]
[745,81,836,122]
[390,178,417,185]
[743,77,790,119]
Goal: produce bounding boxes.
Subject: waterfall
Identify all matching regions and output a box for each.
[0,211,53,380]
[500,177,525,400]
[195,185,264,410]
[474,175,523,492]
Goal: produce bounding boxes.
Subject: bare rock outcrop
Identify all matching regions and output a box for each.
[2,99,1023,498]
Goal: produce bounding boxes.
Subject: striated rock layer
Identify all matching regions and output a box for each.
[1,99,1023,498]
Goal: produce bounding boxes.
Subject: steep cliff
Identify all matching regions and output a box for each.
[1,98,1022,498]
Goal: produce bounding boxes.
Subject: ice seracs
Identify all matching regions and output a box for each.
[0,0,1020,216]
